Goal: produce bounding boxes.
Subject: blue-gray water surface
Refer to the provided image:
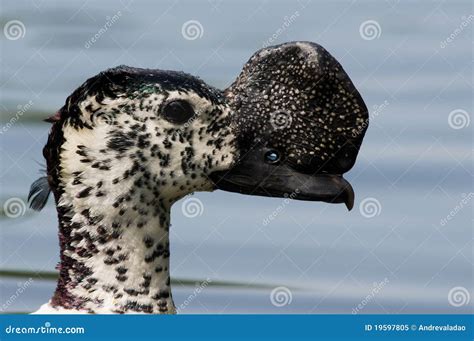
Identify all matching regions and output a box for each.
[0,0,472,313]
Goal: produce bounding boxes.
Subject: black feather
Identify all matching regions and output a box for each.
[28,176,51,211]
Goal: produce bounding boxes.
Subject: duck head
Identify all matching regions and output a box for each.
[30,66,237,314]
[213,42,368,210]
[29,42,368,314]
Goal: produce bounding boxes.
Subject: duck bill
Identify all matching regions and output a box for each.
[210,163,355,211]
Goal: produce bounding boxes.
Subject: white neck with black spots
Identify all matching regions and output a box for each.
[34,85,235,314]
[43,181,177,314]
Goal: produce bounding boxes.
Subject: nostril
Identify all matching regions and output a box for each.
[264,150,280,164]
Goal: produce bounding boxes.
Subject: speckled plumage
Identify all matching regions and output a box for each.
[226,42,368,175]
[30,42,368,314]
[32,66,236,314]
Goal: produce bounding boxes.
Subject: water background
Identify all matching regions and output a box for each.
[0,0,472,313]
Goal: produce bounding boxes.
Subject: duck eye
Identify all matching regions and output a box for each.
[161,100,195,124]
[264,150,280,164]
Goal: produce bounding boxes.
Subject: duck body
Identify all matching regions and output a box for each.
[29,42,368,314]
